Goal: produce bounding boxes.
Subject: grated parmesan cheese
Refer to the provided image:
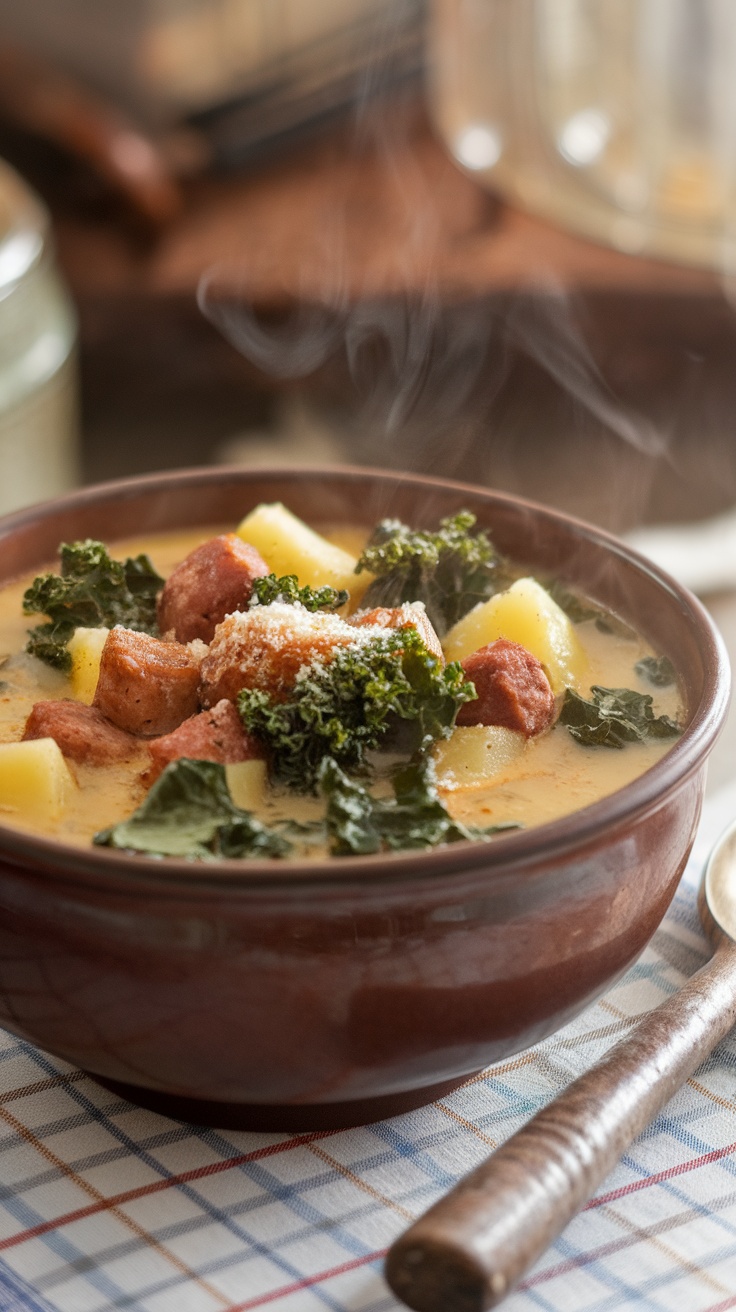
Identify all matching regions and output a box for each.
[199,602,385,705]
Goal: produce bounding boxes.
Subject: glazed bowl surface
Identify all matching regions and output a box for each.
[0,466,728,1130]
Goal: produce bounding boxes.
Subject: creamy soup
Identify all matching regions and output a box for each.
[0,517,684,858]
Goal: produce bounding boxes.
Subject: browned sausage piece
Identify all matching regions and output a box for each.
[23,699,139,766]
[457,638,556,737]
[157,533,269,644]
[93,628,202,736]
[349,604,445,664]
[200,603,360,706]
[146,699,264,783]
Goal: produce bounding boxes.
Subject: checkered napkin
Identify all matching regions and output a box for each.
[1,785,736,1312]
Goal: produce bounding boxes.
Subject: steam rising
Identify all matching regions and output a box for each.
[196,10,672,531]
[503,293,668,459]
[199,275,667,487]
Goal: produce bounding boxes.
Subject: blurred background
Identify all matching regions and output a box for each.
[1,0,736,548]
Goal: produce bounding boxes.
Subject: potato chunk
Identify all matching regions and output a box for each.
[226,759,268,811]
[0,738,74,821]
[236,502,366,598]
[442,577,587,693]
[67,627,109,704]
[433,725,526,790]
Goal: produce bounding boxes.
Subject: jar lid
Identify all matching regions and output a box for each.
[0,159,46,299]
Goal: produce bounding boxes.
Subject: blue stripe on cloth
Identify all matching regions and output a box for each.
[13,1047,358,1312]
[0,1043,33,1067]
[34,1197,395,1311]
[177,1123,399,1306]
[521,1215,679,1312]
[0,1179,132,1309]
[547,1241,736,1312]
[0,813,734,1312]
[0,1259,58,1312]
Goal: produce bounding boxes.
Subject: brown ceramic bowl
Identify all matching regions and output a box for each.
[0,466,728,1130]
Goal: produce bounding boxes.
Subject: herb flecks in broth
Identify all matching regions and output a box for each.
[24,540,163,672]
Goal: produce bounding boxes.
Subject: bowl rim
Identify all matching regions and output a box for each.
[0,462,729,893]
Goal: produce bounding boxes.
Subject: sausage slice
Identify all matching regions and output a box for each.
[23,700,139,766]
[94,628,202,737]
[157,534,269,644]
[457,638,555,737]
[146,699,264,782]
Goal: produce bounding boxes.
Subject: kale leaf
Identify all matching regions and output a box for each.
[94,759,291,860]
[94,754,517,863]
[545,580,636,638]
[545,580,605,625]
[559,685,681,749]
[249,573,348,612]
[318,758,381,855]
[23,540,164,672]
[319,755,519,856]
[635,655,677,687]
[354,511,503,636]
[238,626,476,792]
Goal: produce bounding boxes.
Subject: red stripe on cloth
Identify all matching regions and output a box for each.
[226,1250,387,1310]
[520,1233,650,1290]
[517,1142,736,1292]
[699,1297,736,1312]
[585,1139,736,1209]
[0,1129,338,1251]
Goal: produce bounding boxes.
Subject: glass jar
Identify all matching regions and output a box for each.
[429,0,736,271]
[0,160,78,514]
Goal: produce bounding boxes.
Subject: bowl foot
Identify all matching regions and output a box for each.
[90,1071,480,1130]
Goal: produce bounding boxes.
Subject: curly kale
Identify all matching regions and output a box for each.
[238,626,476,791]
[94,759,291,860]
[249,573,348,612]
[354,511,504,636]
[559,686,681,749]
[319,755,520,856]
[23,540,164,672]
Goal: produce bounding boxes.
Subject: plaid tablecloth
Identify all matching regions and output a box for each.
[1,782,736,1312]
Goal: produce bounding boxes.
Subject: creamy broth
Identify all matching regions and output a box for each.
[0,526,683,853]
[444,619,681,831]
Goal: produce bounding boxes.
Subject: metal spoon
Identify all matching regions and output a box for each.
[385,821,736,1312]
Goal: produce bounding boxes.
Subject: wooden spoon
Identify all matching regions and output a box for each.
[385,820,736,1312]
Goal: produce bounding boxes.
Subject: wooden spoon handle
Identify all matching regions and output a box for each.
[386,942,736,1312]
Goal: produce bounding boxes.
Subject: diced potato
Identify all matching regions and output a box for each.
[236,502,370,603]
[442,577,587,693]
[433,726,526,791]
[226,759,268,811]
[0,738,75,822]
[67,627,108,704]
